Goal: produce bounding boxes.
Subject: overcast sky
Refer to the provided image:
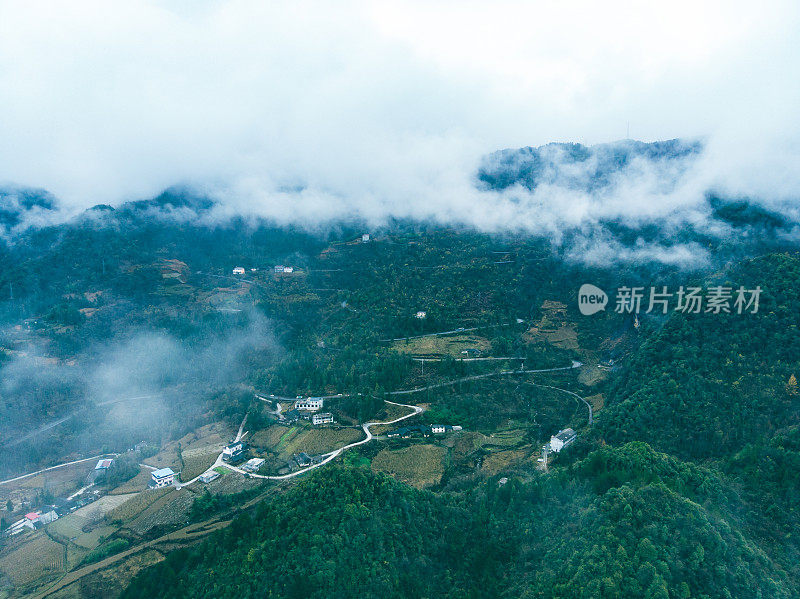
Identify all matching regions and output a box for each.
[0,0,798,236]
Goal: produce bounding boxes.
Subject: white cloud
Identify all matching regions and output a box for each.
[0,0,798,239]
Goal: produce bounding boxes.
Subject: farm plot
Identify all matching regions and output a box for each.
[59,548,165,599]
[70,493,138,523]
[0,531,65,589]
[391,333,492,357]
[110,468,152,494]
[249,425,362,462]
[105,488,172,524]
[280,427,363,457]
[180,446,221,481]
[371,444,446,488]
[485,429,526,448]
[49,513,117,550]
[204,472,263,495]
[125,490,196,536]
[481,448,531,475]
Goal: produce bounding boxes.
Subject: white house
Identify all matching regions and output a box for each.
[415,311,427,319]
[549,428,577,453]
[95,458,113,471]
[222,442,246,462]
[39,510,59,525]
[431,424,446,434]
[23,512,57,529]
[242,458,266,472]
[199,471,220,484]
[232,266,246,275]
[312,412,334,425]
[295,398,324,411]
[150,468,175,488]
[361,233,370,243]
[283,266,294,273]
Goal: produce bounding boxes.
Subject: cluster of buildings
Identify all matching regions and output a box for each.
[284,398,335,426]
[4,492,101,537]
[293,452,321,468]
[232,265,297,275]
[90,458,114,481]
[386,424,462,439]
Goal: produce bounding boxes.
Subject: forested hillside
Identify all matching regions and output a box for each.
[122,452,798,599]
[600,253,800,460]
[2,188,800,598]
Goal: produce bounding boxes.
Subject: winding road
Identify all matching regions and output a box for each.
[180,399,423,486]
[387,361,582,396]
[5,361,587,488]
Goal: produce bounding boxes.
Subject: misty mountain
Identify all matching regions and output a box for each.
[477,138,702,193]
[0,186,59,234]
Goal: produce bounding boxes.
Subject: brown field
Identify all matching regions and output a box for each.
[180,447,220,482]
[481,448,531,475]
[450,432,487,460]
[49,514,117,551]
[587,393,605,411]
[52,548,165,599]
[105,488,172,524]
[579,364,607,386]
[124,489,196,536]
[0,531,65,589]
[202,472,263,495]
[250,425,362,461]
[110,468,152,495]
[391,333,491,357]
[371,444,446,488]
[69,494,138,524]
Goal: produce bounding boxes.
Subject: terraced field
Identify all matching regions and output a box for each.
[105,488,172,524]
[391,333,491,357]
[249,424,363,461]
[124,489,197,536]
[371,444,446,488]
[0,531,65,590]
[481,448,531,475]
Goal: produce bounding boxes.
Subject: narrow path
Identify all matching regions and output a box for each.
[387,362,582,395]
[0,454,114,486]
[380,322,520,342]
[411,356,524,362]
[528,383,593,426]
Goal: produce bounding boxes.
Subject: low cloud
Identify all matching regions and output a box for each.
[0,0,798,261]
[0,311,279,466]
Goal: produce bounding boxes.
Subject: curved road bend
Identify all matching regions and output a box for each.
[180,399,423,487]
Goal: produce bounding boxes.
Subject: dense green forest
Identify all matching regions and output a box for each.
[600,253,800,460]
[3,188,800,597]
[122,452,798,599]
